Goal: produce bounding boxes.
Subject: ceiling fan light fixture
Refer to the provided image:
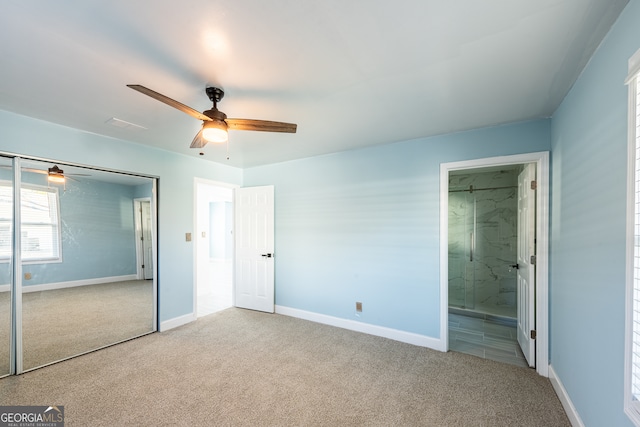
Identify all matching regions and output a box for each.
[201,120,228,143]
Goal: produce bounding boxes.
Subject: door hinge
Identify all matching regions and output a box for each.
[530,180,537,190]
[530,330,537,340]
[530,255,537,265]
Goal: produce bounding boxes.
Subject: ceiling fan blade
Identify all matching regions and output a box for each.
[190,128,208,149]
[127,85,212,122]
[0,165,39,173]
[1,165,90,178]
[226,119,297,133]
[22,168,47,175]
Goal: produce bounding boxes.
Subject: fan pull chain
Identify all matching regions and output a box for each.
[226,139,230,160]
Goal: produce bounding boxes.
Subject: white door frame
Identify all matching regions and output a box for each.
[439,151,549,377]
[193,178,238,317]
[133,197,152,280]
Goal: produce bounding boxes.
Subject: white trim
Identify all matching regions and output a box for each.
[440,151,550,377]
[276,305,446,351]
[133,197,152,280]
[19,274,137,293]
[14,158,23,374]
[625,61,640,427]
[549,365,585,427]
[159,312,196,332]
[625,48,640,85]
[439,161,450,353]
[150,179,158,331]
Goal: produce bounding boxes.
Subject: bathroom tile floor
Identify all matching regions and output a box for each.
[449,313,529,368]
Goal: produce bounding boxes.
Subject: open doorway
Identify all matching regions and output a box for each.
[440,152,549,377]
[195,179,235,317]
[447,165,528,367]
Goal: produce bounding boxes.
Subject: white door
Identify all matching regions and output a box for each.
[517,163,536,367]
[234,185,275,313]
[141,201,154,280]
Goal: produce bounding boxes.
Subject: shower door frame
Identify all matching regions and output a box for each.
[439,151,549,377]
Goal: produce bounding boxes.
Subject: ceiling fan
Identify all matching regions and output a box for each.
[127,85,297,153]
[0,164,90,187]
[44,165,90,183]
[1,164,90,182]
[28,165,90,183]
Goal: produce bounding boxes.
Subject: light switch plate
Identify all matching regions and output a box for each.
[186,232,192,242]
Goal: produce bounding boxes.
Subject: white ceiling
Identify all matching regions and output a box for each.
[0,0,629,168]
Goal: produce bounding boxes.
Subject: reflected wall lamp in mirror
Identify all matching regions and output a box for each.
[47,165,66,184]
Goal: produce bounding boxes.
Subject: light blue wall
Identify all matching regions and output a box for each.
[133,182,153,199]
[0,169,150,286]
[0,109,243,322]
[550,1,638,426]
[23,175,139,286]
[244,120,550,337]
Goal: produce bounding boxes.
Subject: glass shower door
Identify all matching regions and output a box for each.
[448,191,476,310]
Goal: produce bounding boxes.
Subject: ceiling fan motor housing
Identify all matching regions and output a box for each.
[203,108,228,139]
[203,108,227,122]
[206,87,225,104]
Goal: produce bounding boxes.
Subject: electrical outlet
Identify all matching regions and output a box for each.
[356,301,362,312]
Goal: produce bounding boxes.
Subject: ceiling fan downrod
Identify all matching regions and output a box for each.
[205,87,224,109]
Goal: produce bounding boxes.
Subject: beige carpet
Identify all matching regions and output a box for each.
[0,280,154,373]
[0,308,570,426]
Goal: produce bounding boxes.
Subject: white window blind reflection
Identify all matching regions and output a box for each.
[0,183,61,261]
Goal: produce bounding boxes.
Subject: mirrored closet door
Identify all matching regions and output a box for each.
[0,156,158,375]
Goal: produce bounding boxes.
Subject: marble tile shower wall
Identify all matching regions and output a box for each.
[448,169,519,319]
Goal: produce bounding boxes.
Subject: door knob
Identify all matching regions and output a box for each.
[261,253,273,258]
[509,264,519,272]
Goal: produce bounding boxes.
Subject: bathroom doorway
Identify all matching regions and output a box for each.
[195,179,236,317]
[448,166,520,318]
[447,165,525,367]
[440,152,549,376]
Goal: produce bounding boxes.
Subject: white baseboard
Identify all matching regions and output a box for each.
[549,364,584,427]
[275,305,445,351]
[0,275,139,293]
[160,313,196,332]
[21,274,138,293]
